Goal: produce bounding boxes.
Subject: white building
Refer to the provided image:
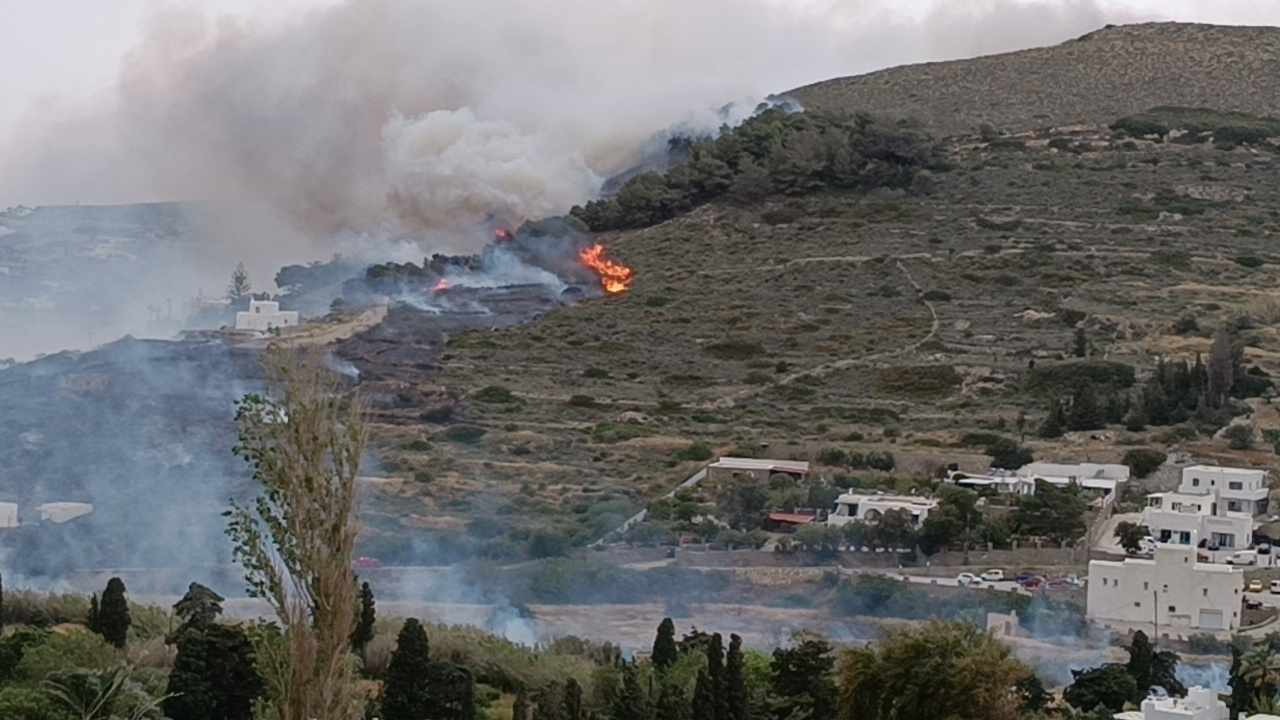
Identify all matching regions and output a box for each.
[706,457,810,485]
[0,502,17,528]
[36,502,94,524]
[1087,543,1243,635]
[1179,465,1269,516]
[945,469,1036,496]
[945,460,1127,499]
[235,299,299,333]
[1112,687,1227,720]
[1141,491,1253,550]
[827,492,938,528]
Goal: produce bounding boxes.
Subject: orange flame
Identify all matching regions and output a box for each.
[579,243,634,294]
[494,228,514,242]
[432,278,450,293]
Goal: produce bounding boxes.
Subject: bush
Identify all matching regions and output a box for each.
[16,631,119,682]
[817,448,850,466]
[528,531,572,559]
[473,385,520,404]
[1224,424,1256,450]
[437,425,488,444]
[566,394,597,408]
[704,340,766,361]
[1235,255,1265,269]
[1026,361,1136,394]
[0,687,68,720]
[986,438,1033,470]
[582,367,611,379]
[1122,449,1166,479]
[673,441,714,462]
[921,289,952,302]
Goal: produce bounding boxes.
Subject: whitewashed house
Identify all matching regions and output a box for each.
[827,493,938,529]
[1141,490,1253,550]
[0,502,17,528]
[1178,465,1269,516]
[706,457,810,485]
[235,299,299,333]
[1112,687,1227,720]
[37,502,94,524]
[1087,542,1243,636]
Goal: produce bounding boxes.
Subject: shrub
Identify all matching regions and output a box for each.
[673,441,714,462]
[817,448,850,467]
[1026,361,1136,394]
[1224,424,1256,450]
[921,289,952,302]
[528,531,572,559]
[582,367,611,379]
[876,365,962,397]
[437,425,488,444]
[1235,255,1265,269]
[704,340,766,361]
[16,631,118,682]
[986,438,1033,470]
[473,385,520,404]
[566,394,597,408]
[1122,449,1166,479]
[420,404,454,424]
[761,207,804,225]
[0,686,67,720]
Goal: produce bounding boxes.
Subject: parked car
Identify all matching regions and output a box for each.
[1017,574,1045,589]
[1249,579,1265,593]
[1259,543,1272,555]
[1228,551,1259,566]
[1246,597,1265,610]
[956,572,979,586]
[980,569,1005,582]
[1270,580,1280,595]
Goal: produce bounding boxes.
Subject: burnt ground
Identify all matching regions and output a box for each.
[343,122,1280,559]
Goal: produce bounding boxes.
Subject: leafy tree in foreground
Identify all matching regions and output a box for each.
[610,664,649,720]
[838,621,1031,720]
[352,581,376,660]
[1114,522,1150,555]
[97,577,131,649]
[772,636,836,720]
[382,619,433,720]
[725,634,748,720]
[225,349,367,720]
[1012,480,1088,544]
[164,582,263,720]
[1064,664,1137,713]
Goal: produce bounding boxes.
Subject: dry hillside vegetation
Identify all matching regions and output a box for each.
[352,113,1280,559]
[790,23,1280,137]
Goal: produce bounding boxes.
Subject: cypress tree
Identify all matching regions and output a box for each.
[724,634,748,720]
[352,581,376,658]
[534,682,565,720]
[655,677,689,720]
[429,662,476,720]
[87,593,100,634]
[382,619,433,720]
[706,633,725,720]
[1068,382,1104,431]
[98,577,131,648]
[652,618,678,670]
[610,664,649,720]
[1073,326,1088,358]
[164,623,265,720]
[513,691,532,720]
[691,669,716,720]
[1037,398,1065,439]
[1126,630,1154,702]
[564,678,584,720]
[0,571,4,635]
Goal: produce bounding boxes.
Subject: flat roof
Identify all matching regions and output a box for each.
[1184,464,1266,476]
[836,492,937,507]
[1019,461,1130,480]
[710,457,810,473]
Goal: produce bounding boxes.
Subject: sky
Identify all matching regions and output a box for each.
[0,0,1278,211]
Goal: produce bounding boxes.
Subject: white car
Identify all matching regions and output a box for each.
[980,569,1005,582]
[956,572,979,586]
[1228,551,1259,566]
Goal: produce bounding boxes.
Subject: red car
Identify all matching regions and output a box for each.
[353,556,382,570]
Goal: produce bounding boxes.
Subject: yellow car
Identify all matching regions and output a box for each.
[1249,580,1265,593]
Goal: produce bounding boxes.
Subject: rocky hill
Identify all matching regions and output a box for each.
[790,23,1280,137]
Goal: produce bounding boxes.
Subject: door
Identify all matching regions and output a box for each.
[1197,609,1224,630]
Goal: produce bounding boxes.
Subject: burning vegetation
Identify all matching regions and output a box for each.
[578,243,635,294]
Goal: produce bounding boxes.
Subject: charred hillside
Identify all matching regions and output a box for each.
[790,23,1280,137]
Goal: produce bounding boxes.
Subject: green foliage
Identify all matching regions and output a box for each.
[652,619,679,671]
[1064,665,1137,713]
[474,385,521,404]
[438,425,488,445]
[0,628,51,684]
[43,665,168,720]
[838,621,1033,720]
[724,635,747,720]
[1122,449,1166,479]
[1011,481,1088,544]
[383,619,433,720]
[572,108,939,231]
[703,340,767,361]
[1067,382,1105,432]
[674,442,714,463]
[985,437,1033,470]
[1026,361,1136,394]
[163,624,264,720]
[96,578,130,650]
[770,637,836,720]
[1113,521,1150,555]
[0,686,70,720]
[1225,423,1257,450]
[1111,106,1280,144]
[17,631,119,683]
[352,582,376,657]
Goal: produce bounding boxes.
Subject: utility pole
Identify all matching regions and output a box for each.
[1153,589,1159,647]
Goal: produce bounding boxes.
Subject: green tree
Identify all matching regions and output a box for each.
[1122,449,1165,479]
[352,582,376,659]
[1126,631,1154,702]
[985,437,1033,470]
[655,677,689,720]
[86,594,99,635]
[652,618,679,671]
[1068,382,1104,431]
[533,682,564,720]
[227,262,251,301]
[1207,327,1240,408]
[838,621,1032,720]
[610,664,649,720]
[724,634,748,720]
[164,624,264,720]
[771,636,836,720]
[44,665,170,720]
[563,679,584,720]
[427,663,475,720]
[692,669,716,720]
[97,578,130,649]
[1114,522,1150,555]
[1012,480,1088,543]
[513,691,532,720]
[1037,399,1066,439]
[1063,665,1137,713]
[382,619,433,720]
[1074,326,1088,358]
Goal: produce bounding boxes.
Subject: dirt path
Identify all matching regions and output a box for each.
[262,304,388,349]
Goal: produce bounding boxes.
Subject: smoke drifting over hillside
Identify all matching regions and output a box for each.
[2,1,1131,244]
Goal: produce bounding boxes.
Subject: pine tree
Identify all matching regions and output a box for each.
[352,581,376,658]
[724,634,748,720]
[1126,630,1154,701]
[429,662,476,720]
[1037,398,1065,439]
[652,618,679,670]
[1068,381,1104,431]
[227,262,251,301]
[98,577,131,648]
[382,619,433,720]
[87,593,100,634]
[704,633,725,720]
[564,678,584,720]
[164,623,265,720]
[1073,326,1088,358]
[1208,327,1238,408]
[655,677,689,720]
[691,669,716,720]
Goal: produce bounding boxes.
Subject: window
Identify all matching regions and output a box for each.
[1192,478,1200,487]
[1143,581,1149,590]
[1134,601,1141,607]
[1203,588,1208,597]
[1168,605,1176,612]
[1163,584,1169,593]
[1230,481,1243,491]
[1228,501,1241,512]
[1179,531,1192,544]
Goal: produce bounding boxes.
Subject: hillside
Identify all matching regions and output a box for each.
[351,111,1280,560]
[790,23,1280,137]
